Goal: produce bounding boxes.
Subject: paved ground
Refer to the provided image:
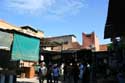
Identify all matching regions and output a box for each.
[17,77,63,83]
[17,77,39,83]
[17,77,117,83]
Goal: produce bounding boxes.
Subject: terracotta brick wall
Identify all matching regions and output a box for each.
[82,32,100,51]
[100,45,108,51]
[25,67,35,78]
[82,32,94,49]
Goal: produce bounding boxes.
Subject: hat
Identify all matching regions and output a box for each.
[40,62,45,66]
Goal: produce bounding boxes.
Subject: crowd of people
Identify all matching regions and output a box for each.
[38,61,91,83]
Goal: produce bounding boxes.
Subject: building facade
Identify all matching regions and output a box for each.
[82,32,100,51]
[0,20,44,78]
[41,35,81,51]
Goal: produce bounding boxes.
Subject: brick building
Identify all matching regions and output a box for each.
[82,32,100,51]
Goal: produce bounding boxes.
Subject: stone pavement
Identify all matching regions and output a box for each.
[17,75,84,83]
[17,77,39,83]
[17,77,62,83]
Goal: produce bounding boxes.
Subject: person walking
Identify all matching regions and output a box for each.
[63,63,67,81]
[82,63,90,83]
[38,62,47,83]
[72,62,80,83]
[79,63,84,83]
[47,64,53,83]
[52,64,59,83]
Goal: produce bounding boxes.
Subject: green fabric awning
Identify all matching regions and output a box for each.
[11,33,40,61]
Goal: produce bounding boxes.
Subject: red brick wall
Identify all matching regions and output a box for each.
[82,32,99,51]
[100,45,108,51]
[82,32,94,49]
[25,67,35,78]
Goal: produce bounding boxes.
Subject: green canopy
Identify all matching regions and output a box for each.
[11,33,40,61]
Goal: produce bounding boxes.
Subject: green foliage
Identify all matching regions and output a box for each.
[107,42,125,51]
[107,43,113,51]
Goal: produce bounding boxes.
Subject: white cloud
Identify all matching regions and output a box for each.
[49,0,85,16]
[4,0,55,15]
[2,0,87,17]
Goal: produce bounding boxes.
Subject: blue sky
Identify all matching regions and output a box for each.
[0,0,110,45]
